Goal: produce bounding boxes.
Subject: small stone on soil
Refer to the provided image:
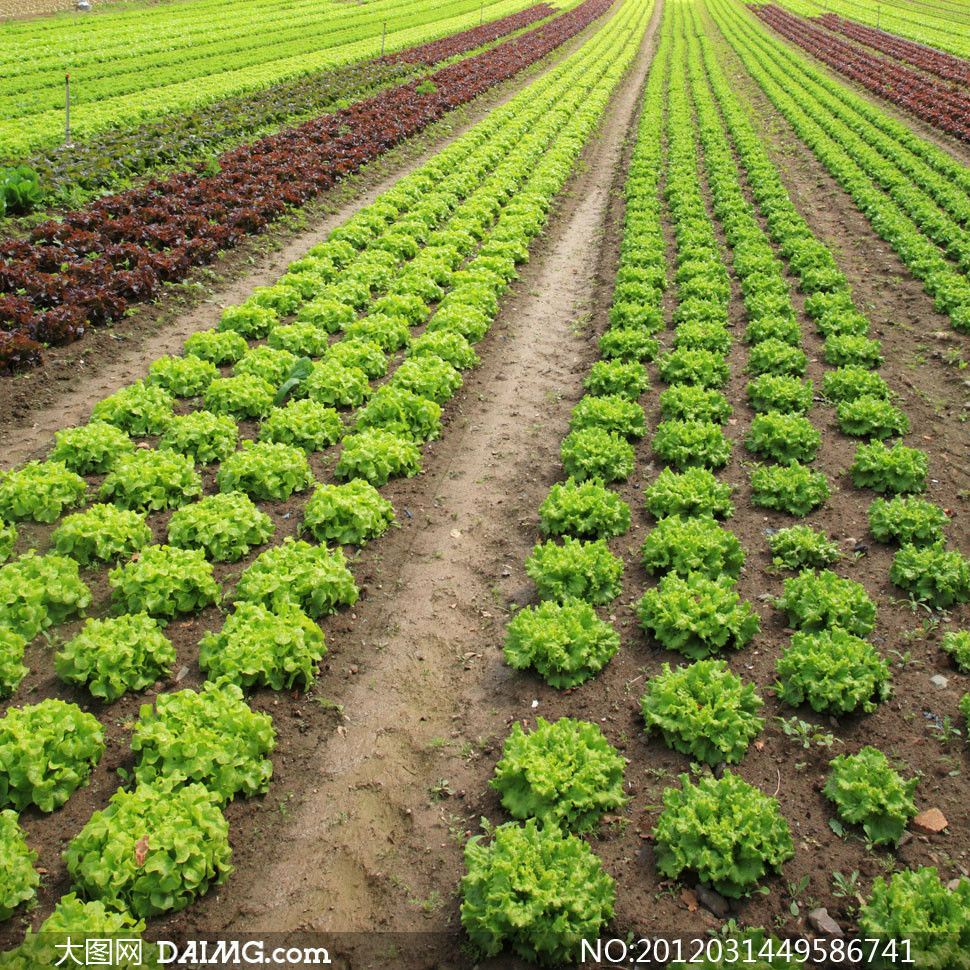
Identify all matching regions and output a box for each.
[808,908,843,937]
[912,808,948,834]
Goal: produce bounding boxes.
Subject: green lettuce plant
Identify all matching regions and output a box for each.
[100,450,202,512]
[0,520,14,562]
[335,429,422,486]
[219,303,278,337]
[775,570,876,636]
[407,330,479,371]
[132,680,275,800]
[0,551,91,638]
[858,867,970,969]
[158,411,239,465]
[636,573,760,659]
[868,496,947,546]
[747,338,807,377]
[344,314,410,352]
[460,819,615,965]
[824,746,918,846]
[598,327,659,361]
[641,659,764,764]
[749,462,830,516]
[652,419,731,470]
[746,375,813,415]
[774,629,891,714]
[673,319,732,355]
[259,400,343,452]
[109,545,220,617]
[53,504,152,565]
[767,526,840,570]
[184,328,248,365]
[503,599,619,689]
[745,315,801,346]
[942,631,970,673]
[491,718,626,831]
[850,441,928,494]
[583,359,648,400]
[538,479,630,540]
[823,366,890,402]
[0,698,104,812]
[56,613,175,702]
[353,386,442,442]
[49,421,135,474]
[234,537,357,618]
[653,772,793,898]
[658,384,733,423]
[0,460,87,523]
[64,781,232,918]
[324,339,388,379]
[0,810,38,920]
[640,515,744,579]
[560,427,635,483]
[389,355,463,404]
[297,298,355,334]
[837,396,909,439]
[234,346,299,388]
[569,394,646,440]
[890,542,970,608]
[825,334,883,368]
[0,628,27,698]
[525,537,623,606]
[300,479,394,546]
[746,412,820,464]
[148,355,219,397]
[643,467,734,519]
[216,440,313,502]
[199,603,326,690]
[92,380,174,436]
[168,492,273,562]
[267,322,330,358]
[203,374,276,419]
[657,347,729,387]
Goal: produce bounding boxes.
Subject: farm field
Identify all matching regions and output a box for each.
[1,0,970,966]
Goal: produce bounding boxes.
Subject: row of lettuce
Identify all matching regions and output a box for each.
[460,0,970,964]
[0,1,657,961]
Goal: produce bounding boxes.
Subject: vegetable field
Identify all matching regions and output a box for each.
[1,0,970,965]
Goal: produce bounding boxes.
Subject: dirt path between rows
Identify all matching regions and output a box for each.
[0,9,610,470]
[146,5,661,968]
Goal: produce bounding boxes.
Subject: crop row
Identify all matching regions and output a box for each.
[0,0,615,373]
[0,0,653,950]
[0,0,543,159]
[751,4,970,142]
[814,12,970,86]
[712,0,970,337]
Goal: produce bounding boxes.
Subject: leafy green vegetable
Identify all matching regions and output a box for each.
[746,374,813,415]
[53,504,152,565]
[658,384,732,423]
[837,396,909,439]
[491,718,626,832]
[335,429,422,486]
[267,322,330,358]
[583,359,648,400]
[389,355,463,404]
[636,573,760,659]
[643,467,734,519]
[203,374,276,419]
[132,680,275,800]
[560,427,635,483]
[538,478,630,540]
[747,338,806,377]
[300,479,394,546]
[259,399,343,452]
[641,660,764,764]
[0,460,87,523]
[109,545,220,617]
[746,411,820,464]
[598,327,659,361]
[858,868,970,969]
[158,411,239,465]
[49,421,135,474]
[749,462,830,516]
[850,441,928,494]
[657,347,729,387]
[774,628,891,714]
[503,599,619,689]
[0,810,38,920]
[0,699,104,812]
[569,394,645,440]
[0,628,27,699]
[354,386,442,442]
[890,542,970,608]
[184,328,248,365]
[942,631,970,673]
[767,526,840,570]
[0,520,14,563]
[168,492,273,562]
[652,419,731,470]
[148,355,219,397]
[234,346,299,389]
[56,613,175,702]
[823,366,890,403]
[324,339,388,379]
[641,515,744,580]
[0,551,91,638]
[869,496,947,546]
[100,450,202,512]
[219,303,278,337]
[824,746,917,846]
[92,380,175,436]
[461,819,615,965]
[234,537,357,618]
[825,334,883,368]
[296,298,355,334]
[64,781,232,918]
[407,330,479,371]
[525,537,623,606]
[653,772,793,898]
[775,570,876,636]
[304,361,372,408]
[216,440,313,502]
